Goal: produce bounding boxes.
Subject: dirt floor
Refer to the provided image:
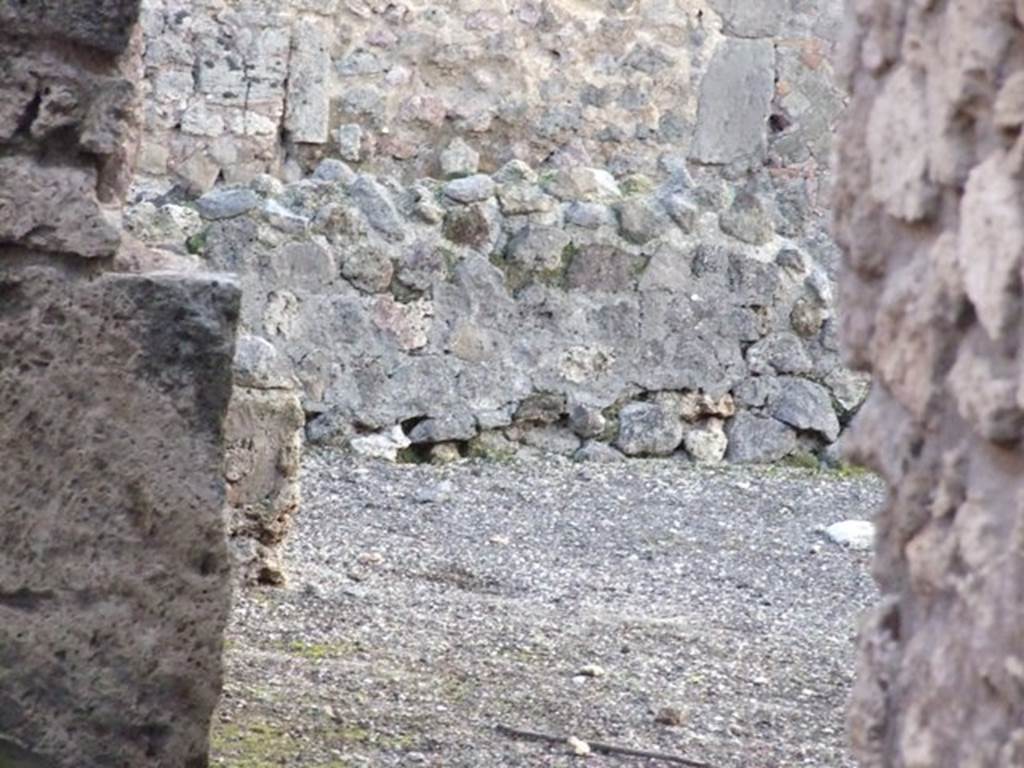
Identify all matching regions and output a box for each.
[212,450,883,767]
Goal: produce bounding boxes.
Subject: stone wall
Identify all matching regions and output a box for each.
[135,0,846,189]
[130,151,867,465]
[834,1,1024,765]
[0,2,239,764]
[129,0,864,465]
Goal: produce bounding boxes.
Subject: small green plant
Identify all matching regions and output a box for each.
[284,640,362,661]
[185,229,208,255]
[781,452,823,471]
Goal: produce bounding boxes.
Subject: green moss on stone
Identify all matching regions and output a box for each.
[186,229,208,255]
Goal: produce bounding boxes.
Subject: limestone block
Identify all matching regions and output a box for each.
[690,39,776,165]
[285,16,331,144]
[224,386,304,585]
[0,266,239,768]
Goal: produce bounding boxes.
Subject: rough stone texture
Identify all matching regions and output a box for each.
[284,16,331,144]
[0,30,141,256]
[135,155,863,464]
[126,0,857,466]
[1,3,240,764]
[0,268,240,768]
[834,2,1024,765]
[0,0,141,52]
[133,0,844,190]
[225,336,304,586]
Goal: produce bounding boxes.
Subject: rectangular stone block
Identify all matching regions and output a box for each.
[689,38,776,165]
[224,386,304,586]
[284,16,331,144]
[0,267,240,768]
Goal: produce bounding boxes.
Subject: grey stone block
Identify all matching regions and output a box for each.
[0,267,239,767]
[690,39,775,164]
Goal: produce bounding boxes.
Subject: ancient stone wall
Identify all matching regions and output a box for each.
[128,0,865,465]
[834,1,1024,765]
[129,154,868,464]
[0,2,240,764]
[135,0,846,190]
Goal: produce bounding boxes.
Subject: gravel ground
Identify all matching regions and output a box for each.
[213,450,885,768]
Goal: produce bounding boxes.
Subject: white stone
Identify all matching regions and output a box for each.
[824,520,876,551]
[440,137,480,178]
[567,736,592,756]
[349,426,411,462]
[682,419,728,464]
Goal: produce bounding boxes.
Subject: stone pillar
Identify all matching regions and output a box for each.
[834,3,1024,766]
[0,2,239,766]
[224,335,304,586]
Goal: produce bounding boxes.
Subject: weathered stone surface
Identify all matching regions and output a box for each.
[725,412,796,463]
[545,167,622,203]
[125,202,204,251]
[2,8,245,765]
[506,225,571,273]
[132,137,854,465]
[224,386,304,585]
[515,392,567,425]
[718,192,775,245]
[133,0,841,201]
[409,414,477,444]
[444,174,496,204]
[350,426,410,462]
[197,187,261,221]
[568,404,606,439]
[1,0,141,52]
[615,196,671,245]
[335,123,363,161]
[567,244,644,292]
[348,175,404,241]
[690,39,775,165]
[615,401,684,457]
[565,201,616,229]
[0,158,121,258]
[440,138,480,179]
[0,267,239,767]
[662,193,699,233]
[746,332,814,375]
[679,392,736,421]
[709,0,789,38]
[224,335,303,585]
[682,418,728,464]
[769,377,840,441]
[835,2,1024,764]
